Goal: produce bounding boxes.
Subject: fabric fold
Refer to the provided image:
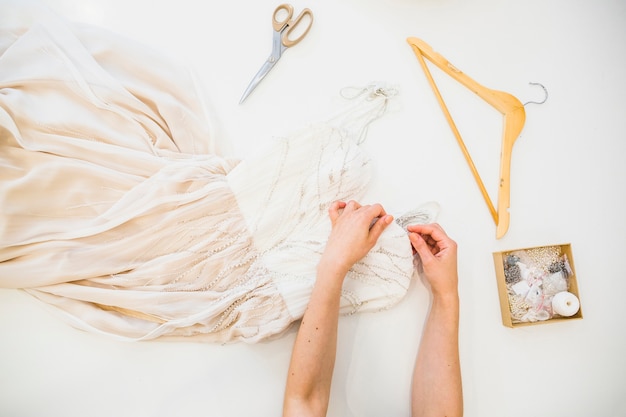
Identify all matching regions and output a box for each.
[0,5,433,343]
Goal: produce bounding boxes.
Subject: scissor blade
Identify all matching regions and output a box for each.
[239,58,278,104]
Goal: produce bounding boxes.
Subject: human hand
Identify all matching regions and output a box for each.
[320,200,393,276]
[407,223,458,298]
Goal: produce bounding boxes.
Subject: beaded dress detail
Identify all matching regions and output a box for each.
[0,8,436,342]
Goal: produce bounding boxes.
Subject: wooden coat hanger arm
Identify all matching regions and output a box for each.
[407,37,526,238]
[497,107,525,237]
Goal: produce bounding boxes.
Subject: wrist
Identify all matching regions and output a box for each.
[317,254,351,279]
[431,291,459,309]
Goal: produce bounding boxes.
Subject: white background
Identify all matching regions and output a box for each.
[1,0,625,416]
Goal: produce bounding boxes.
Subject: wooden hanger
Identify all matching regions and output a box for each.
[407,37,525,239]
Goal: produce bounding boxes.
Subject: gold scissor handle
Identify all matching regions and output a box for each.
[272,3,314,48]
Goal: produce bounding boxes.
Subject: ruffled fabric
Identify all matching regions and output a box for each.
[0,4,433,343]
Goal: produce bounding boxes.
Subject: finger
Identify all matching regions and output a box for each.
[406,222,442,234]
[369,214,393,239]
[411,224,457,259]
[424,235,439,254]
[409,231,436,263]
[368,203,387,218]
[362,204,387,229]
[407,223,448,245]
[343,200,362,213]
[328,201,345,223]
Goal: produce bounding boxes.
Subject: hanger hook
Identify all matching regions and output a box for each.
[523,82,548,106]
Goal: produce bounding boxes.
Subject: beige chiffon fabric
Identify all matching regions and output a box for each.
[0,6,430,343]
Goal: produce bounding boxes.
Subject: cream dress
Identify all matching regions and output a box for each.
[0,4,436,343]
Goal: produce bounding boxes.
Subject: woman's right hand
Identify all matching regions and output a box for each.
[407,223,458,298]
[320,200,393,277]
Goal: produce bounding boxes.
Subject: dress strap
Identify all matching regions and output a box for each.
[328,82,399,144]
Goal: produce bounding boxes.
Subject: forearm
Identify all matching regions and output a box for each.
[283,263,346,417]
[411,293,463,417]
[283,200,391,417]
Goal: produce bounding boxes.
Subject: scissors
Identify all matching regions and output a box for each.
[239,4,314,104]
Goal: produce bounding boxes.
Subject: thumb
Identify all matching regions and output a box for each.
[369,214,393,240]
[409,232,435,263]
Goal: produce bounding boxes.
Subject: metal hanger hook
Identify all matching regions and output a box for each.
[523,82,548,106]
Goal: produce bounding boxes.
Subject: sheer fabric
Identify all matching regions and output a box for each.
[0,5,434,342]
